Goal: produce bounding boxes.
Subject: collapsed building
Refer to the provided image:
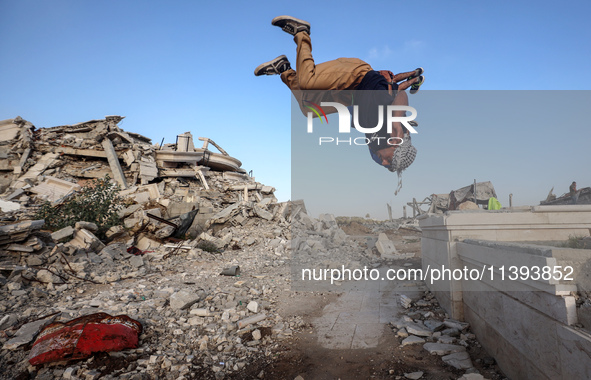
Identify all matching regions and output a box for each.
[0,115,302,378]
[403,181,499,218]
[540,186,591,205]
[0,116,282,245]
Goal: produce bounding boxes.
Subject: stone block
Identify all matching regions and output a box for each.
[422,342,466,355]
[441,351,473,369]
[401,336,425,346]
[68,229,105,253]
[169,290,200,310]
[2,314,58,350]
[136,235,161,251]
[51,226,75,242]
[376,233,397,257]
[75,221,98,232]
[105,225,126,239]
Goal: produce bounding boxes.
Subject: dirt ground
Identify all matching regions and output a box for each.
[226,293,502,380]
[222,224,505,380]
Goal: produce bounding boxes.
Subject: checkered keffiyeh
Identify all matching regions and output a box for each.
[389,133,417,195]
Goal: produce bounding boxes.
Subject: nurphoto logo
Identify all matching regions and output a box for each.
[305,101,418,147]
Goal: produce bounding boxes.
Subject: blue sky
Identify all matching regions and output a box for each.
[1,1,590,218]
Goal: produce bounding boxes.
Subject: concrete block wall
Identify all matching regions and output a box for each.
[419,206,591,379]
[458,240,591,379]
[419,205,591,319]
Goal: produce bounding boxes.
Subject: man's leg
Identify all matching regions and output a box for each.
[398,76,423,91]
[293,32,371,91]
[392,68,423,82]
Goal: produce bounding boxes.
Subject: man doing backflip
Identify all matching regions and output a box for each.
[254,16,425,193]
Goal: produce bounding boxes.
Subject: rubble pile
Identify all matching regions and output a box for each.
[392,291,498,379]
[0,115,507,379]
[335,216,421,234]
[291,209,368,267]
[0,115,317,379]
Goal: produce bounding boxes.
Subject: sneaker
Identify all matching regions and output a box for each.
[271,15,311,36]
[408,67,424,79]
[254,55,291,76]
[409,75,425,94]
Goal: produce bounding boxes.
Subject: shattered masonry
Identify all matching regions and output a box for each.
[0,115,507,379]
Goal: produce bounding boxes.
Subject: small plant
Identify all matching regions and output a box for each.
[563,235,585,249]
[197,240,222,253]
[36,175,125,240]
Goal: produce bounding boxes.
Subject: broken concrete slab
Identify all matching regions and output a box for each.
[74,221,98,232]
[29,176,81,203]
[0,118,23,142]
[405,322,432,337]
[2,314,59,350]
[99,243,127,261]
[118,203,142,218]
[139,158,158,185]
[237,313,267,329]
[136,235,161,251]
[401,336,425,346]
[105,225,126,239]
[400,294,412,309]
[254,205,273,221]
[458,374,488,380]
[195,167,209,190]
[376,233,398,257]
[12,152,59,189]
[36,269,62,283]
[0,199,21,212]
[169,290,200,310]
[422,342,466,355]
[0,220,44,245]
[6,244,34,253]
[441,351,473,370]
[424,320,445,332]
[67,229,105,253]
[443,319,469,331]
[102,138,128,189]
[404,372,424,380]
[208,202,243,225]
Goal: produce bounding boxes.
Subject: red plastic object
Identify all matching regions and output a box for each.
[28,312,142,365]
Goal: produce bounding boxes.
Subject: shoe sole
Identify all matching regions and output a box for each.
[409,75,425,94]
[408,67,424,80]
[254,55,288,76]
[271,15,311,34]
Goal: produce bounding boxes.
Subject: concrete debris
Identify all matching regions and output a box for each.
[376,233,398,257]
[389,290,495,376]
[404,371,424,379]
[74,221,98,233]
[442,351,474,370]
[400,294,412,308]
[0,115,504,379]
[406,181,498,215]
[0,200,20,212]
[401,336,425,346]
[169,290,201,310]
[30,176,81,203]
[541,186,591,205]
[67,229,105,252]
[423,342,466,355]
[0,115,303,377]
[458,374,489,380]
[2,314,58,350]
[51,226,75,241]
